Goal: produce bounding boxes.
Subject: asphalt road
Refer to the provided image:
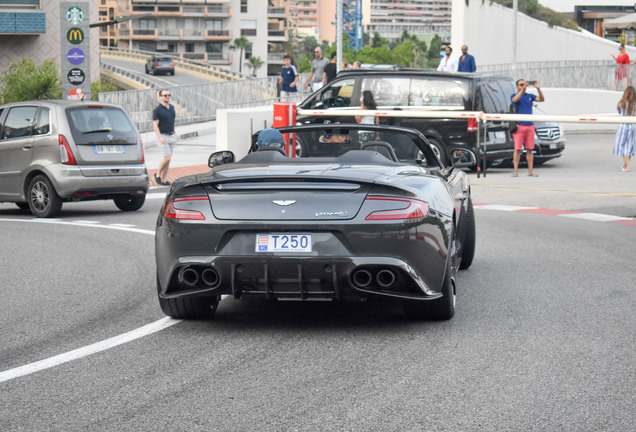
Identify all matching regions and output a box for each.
[0,132,634,431]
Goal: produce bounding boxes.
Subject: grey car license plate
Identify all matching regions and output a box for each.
[94,145,124,154]
[255,234,312,252]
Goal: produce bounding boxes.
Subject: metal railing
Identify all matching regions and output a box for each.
[479,60,631,90]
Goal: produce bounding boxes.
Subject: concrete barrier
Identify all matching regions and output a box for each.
[216,106,274,159]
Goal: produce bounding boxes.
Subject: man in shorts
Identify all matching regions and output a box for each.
[152,88,178,185]
[510,79,545,177]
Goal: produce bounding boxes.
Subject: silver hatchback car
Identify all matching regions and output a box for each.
[0,100,148,217]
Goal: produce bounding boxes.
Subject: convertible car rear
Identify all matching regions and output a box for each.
[155,124,476,320]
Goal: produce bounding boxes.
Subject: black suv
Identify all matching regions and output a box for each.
[297,69,517,168]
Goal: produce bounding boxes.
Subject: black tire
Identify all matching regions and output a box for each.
[428,139,449,166]
[114,194,145,212]
[459,196,476,270]
[403,253,456,320]
[27,175,63,218]
[159,295,219,320]
[15,202,29,210]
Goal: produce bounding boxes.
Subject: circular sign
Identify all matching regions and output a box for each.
[67,68,86,85]
[67,27,84,45]
[67,88,85,100]
[67,48,85,65]
[66,6,84,25]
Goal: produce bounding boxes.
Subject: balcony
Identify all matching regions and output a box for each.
[207,4,231,18]
[207,52,231,65]
[131,28,158,40]
[268,7,286,18]
[206,29,231,41]
[158,28,180,40]
[268,29,286,41]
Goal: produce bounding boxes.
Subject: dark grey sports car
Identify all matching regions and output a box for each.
[155,124,476,320]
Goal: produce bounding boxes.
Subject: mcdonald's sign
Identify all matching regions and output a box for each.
[67,27,84,45]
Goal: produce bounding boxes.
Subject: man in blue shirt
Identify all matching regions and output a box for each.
[457,45,476,73]
[510,79,545,177]
[279,54,299,99]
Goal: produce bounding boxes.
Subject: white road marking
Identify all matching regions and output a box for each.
[474,204,540,212]
[0,217,162,382]
[0,317,181,383]
[559,213,630,222]
[0,218,154,236]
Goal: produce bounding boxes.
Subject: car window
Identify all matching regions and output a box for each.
[477,84,497,113]
[483,80,508,113]
[361,77,409,107]
[313,78,355,108]
[409,78,467,109]
[66,107,137,145]
[0,106,37,140]
[33,107,51,136]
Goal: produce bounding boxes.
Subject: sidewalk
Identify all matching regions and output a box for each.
[142,120,216,186]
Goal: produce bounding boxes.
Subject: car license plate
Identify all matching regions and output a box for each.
[255,234,312,252]
[94,145,124,154]
[550,143,557,149]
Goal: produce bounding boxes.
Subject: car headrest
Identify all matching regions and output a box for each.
[361,141,399,162]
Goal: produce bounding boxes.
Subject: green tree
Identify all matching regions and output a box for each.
[427,35,443,69]
[229,36,251,74]
[0,57,61,103]
[90,79,119,101]
[245,56,264,77]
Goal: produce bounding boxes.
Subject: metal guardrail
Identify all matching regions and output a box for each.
[479,61,631,90]
[100,47,247,81]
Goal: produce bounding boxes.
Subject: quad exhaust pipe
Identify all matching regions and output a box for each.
[352,268,397,289]
[179,265,220,288]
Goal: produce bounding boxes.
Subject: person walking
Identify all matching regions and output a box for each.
[614,86,636,172]
[279,54,299,99]
[437,46,458,72]
[612,44,630,91]
[322,52,338,86]
[304,47,329,93]
[457,45,476,73]
[510,79,545,177]
[152,89,177,186]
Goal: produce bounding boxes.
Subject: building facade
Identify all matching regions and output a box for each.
[363,0,451,40]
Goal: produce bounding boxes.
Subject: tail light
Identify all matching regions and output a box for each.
[163,196,209,220]
[59,134,77,165]
[467,118,478,133]
[140,137,145,164]
[365,196,429,220]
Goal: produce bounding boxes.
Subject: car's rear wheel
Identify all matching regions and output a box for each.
[403,251,455,320]
[114,194,146,212]
[459,197,476,270]
[27,175,63,218]
[159,295,219,319]
[428,139,449,166]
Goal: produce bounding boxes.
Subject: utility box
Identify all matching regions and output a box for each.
[273,102,296,156]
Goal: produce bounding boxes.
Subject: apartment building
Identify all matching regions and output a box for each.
[114,0,297,78]
[364,0,451,40]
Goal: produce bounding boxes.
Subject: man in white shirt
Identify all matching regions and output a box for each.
[437,46,458,72]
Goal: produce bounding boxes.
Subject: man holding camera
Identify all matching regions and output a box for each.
[510,79,545,177]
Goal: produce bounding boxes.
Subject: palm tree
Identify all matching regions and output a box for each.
[229,36,251,74]
[245,56,264,77]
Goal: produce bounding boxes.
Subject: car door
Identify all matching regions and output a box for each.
[0,105,36,198]
[302,77,358,124]
[476,80,511,154]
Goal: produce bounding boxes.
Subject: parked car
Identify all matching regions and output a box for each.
[145,55,175,76]
[0,100,148,217]
[155,123,476,320]
[494,105,566,167]
[296,68,518,169]
[530,105,566,165]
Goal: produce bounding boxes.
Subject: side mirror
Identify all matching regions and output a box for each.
[451,149,476,168]
[208,150,235,168]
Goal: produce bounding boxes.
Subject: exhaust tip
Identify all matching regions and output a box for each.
[201,268,220,287]
[352,269,373,288]
[179,266,200,287]
[376,269,396,288]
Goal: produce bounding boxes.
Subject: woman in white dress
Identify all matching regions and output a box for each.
[355,90,379,142]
